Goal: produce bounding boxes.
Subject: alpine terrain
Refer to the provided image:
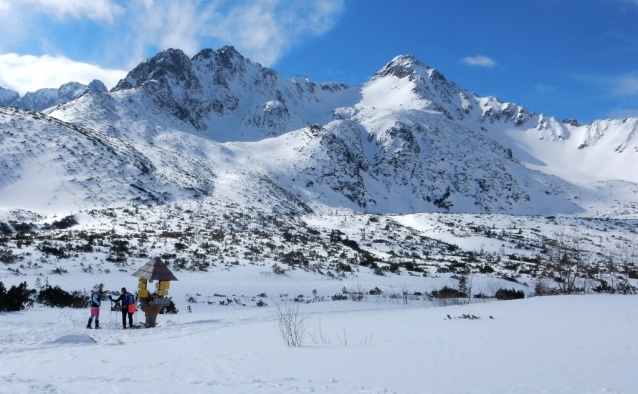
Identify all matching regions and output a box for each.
[0,46,635,216]
[1,47,637,394]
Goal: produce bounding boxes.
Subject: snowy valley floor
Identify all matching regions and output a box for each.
[1,294,637,394]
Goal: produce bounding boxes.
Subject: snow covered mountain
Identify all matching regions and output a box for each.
[0,80,107,112]
[108,46,359,142]
[0,86,19,106]
[2,46,638,217]
[0,105,215,213]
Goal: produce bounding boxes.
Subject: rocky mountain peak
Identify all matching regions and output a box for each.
[112,48,193,92]
[373,54,433,80]
[58,82,89,103]
[218,45,244,60]
[88,79,108,93]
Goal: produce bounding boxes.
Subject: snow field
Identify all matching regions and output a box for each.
[1,294,636,393]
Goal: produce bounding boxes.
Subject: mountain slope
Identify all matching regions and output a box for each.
[1,46,634,217]
[0,106,215,213]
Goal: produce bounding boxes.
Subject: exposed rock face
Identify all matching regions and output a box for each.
[113,48,211,130]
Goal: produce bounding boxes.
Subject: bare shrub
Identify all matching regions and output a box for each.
[543,228,589,294]
[308,318,331,345]
[347,284,365,302]
[274,302,307,347]
[336,327,347,346]
[533,277,556,296]
[430,295,466,307]
[360,332,373,346]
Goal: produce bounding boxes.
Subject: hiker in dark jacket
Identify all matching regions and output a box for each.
[109,287,136,329]
[87,285,102,329]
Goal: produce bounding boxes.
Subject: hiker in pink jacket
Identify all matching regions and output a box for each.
[87,285,102,329]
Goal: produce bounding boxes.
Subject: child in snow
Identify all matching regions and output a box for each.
[87,285,102,329]
[109,287,136,329]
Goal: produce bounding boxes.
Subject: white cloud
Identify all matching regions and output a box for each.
[209,0,344,66]
[125,0,210,63]
[126,0,345,67]
[462,55,496,68]
[616,73,638,95]
[23,0,124,24]
[0,53,127,94]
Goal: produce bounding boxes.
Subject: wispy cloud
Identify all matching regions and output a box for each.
[23,0,124,24]
[570,71,638,119]
[461,55,496,68]
[615,72,638,95]
[609,108,638,119]
[572,71,638,96]
[125,0,210,64]
[125,0,345,67]
[0,53,126,94]
[535,84,556,93]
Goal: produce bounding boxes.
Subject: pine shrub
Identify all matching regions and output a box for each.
[0,281,36,311]
[431,286,467,299]
[494,288,525,300]
[36,285,89,308]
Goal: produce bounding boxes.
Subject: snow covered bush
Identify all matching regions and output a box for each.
[163,299,179,314]
[272,263,285,275]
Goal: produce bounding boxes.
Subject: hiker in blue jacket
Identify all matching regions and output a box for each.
[87,285,102,329]
[109,287,136,329]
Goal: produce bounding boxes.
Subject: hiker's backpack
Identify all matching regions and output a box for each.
[124,293,136,313]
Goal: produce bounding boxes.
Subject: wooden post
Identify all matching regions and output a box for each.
[140,302,163,327]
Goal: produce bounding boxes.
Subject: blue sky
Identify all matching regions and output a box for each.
[0,0,637,123]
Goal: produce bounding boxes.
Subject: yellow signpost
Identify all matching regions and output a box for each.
[131,257,178,328]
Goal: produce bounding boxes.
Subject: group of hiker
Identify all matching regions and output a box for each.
[86,285,137,330]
